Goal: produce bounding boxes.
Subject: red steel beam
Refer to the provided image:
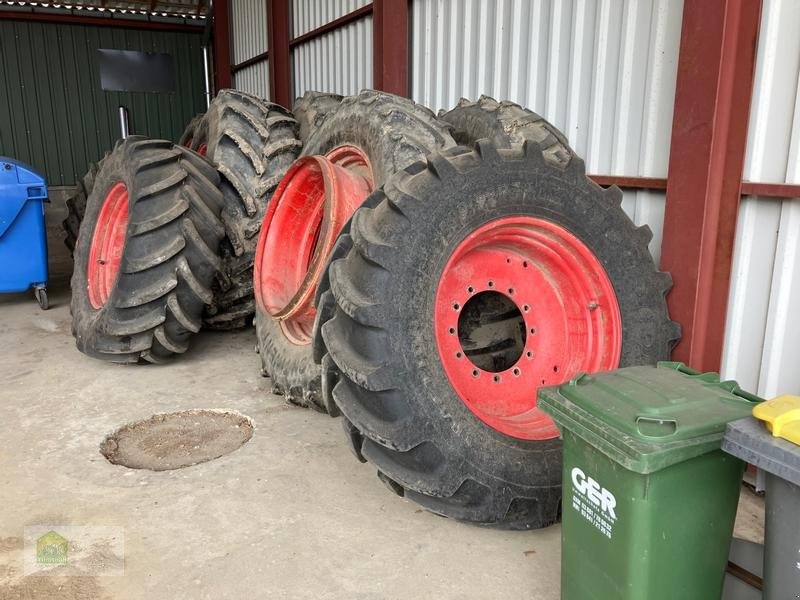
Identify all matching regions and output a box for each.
[0,10,204,32]
[741,181,800,199]
[267,0,292,108]
[289,4,373,48]
[211,0,231,91]
[659,0,762,372]
[372,0,408,96]
[231,50,269,74]
[589,176,800,199]
[589,175,668,190]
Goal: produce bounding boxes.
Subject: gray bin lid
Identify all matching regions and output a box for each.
[722,417,800,487]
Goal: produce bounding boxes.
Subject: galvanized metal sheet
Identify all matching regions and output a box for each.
[233,60,271,100]
[291,0,370,38]
[291,16,372,99]
[230,0,268,64]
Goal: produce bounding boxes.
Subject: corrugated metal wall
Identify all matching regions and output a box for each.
[0,19,205,186]
[230,0,270,98]
[290,0,372,99]
[721,0,800,397]
[292,18,372,99]
[290,0,371,36]
[410,0,684,263]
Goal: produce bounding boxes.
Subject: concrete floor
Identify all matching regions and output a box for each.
[0,195,763,599]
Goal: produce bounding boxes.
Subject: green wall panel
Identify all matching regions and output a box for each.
[0,20,205,186]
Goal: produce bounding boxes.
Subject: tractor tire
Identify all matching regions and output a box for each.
[256,89,456,410]
[315,140,681,528]
[292,91,343,143]
[202,89,302,330]
[70,136,226,363]
[179,113,209,155]
[440,95,573,168]
[63,159,104,253]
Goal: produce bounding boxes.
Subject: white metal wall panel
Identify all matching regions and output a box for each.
[721,0,800,396]
[233,61,271,99]
[409,0,683,262]
[291,0,371,37]
[229,0,268,63]
[291,16,372,99]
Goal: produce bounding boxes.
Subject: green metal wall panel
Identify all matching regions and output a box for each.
[0,20,205,185]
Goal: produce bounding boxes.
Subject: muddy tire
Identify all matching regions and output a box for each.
[440,95,573,167]
[256,90,456,410]
[70,137,226,363]
[179,113,208,153]
[315,140,681,528]
[63,159,108,253]
[292,91,343,143]
[202,89,302,330]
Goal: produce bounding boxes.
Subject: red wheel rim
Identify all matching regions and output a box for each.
[434,216,622,440]
[197,143,208,157]
[87,181,129,309]
[254,146,374,344]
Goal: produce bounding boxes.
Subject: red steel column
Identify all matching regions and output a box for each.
[660,0,762,371]
[212,0,232,91]
[268,0,292,108]
[372,0,409,96]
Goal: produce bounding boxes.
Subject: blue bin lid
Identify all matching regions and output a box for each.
[0,157,47,187]
[0,157,48,239]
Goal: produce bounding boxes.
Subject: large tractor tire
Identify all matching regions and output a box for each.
[63,159,104,253]
[202,89,302,330]
[440,95,572,167]
[314,140,681,528]
[179,113,209,155]
[292,91,343,143]
[70,136,225,363]
[255,90,457,410]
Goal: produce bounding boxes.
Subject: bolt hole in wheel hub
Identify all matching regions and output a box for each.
[87,182,129,309]
[435,216,622,440]
[254,146,374,344]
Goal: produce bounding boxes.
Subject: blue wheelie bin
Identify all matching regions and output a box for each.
[0,157,49,309]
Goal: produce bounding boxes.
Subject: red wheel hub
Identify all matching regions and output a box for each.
[197,143,208,157]
[254,146,374,344]
[434,217,622,440]
[87,181,129,309]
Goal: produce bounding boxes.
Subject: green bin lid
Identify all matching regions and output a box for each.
[538,362,762,474]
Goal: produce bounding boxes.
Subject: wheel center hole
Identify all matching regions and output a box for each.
[457,291,526,373]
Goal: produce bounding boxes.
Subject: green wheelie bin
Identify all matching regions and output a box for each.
[538,362,762,600]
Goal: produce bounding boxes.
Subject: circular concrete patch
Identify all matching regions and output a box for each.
[100,409,254,471]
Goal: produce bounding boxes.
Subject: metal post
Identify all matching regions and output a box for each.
[267,0,292,107]
[202,45,212,108]
[118,106,130,139]
[211,0,232,91]
[372,0,409,96]
[659,0,762,371]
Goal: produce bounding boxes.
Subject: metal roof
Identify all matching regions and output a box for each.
[0,0,207,20]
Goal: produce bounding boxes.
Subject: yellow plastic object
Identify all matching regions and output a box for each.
[753,395,800,445]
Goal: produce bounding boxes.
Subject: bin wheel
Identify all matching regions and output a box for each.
[34,287,48,310]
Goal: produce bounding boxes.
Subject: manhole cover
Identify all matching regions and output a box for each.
[100,409,254,471]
